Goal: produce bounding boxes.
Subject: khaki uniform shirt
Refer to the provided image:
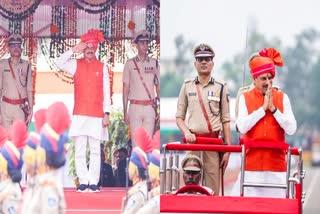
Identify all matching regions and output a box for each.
[136,195,159,214]
[20,176,37,214]
[136,186,160,214]
[176,77,230,133]
[123,56,159,100]
[24,171,65,214]
[0,179,22,214]
[122,180,148,214]
[0,58,34,106]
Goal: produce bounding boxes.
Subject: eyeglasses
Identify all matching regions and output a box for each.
[258,76,273,81]
[196,57,212,63]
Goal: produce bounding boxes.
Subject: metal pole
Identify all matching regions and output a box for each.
[160,147,167,194]
[167,151,173,193]
[200,151,204,186]
[286,147,292,198]
[240,145,245,196]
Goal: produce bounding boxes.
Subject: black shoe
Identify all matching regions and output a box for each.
[88,184,100,193]
[77,184,88,192]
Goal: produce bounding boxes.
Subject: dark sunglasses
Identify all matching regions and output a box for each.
[196,57,212,63]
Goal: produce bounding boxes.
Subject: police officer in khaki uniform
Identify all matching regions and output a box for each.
[122,30,160,145]
[0,34,34,130]
[179,154,214,195]
[176,44,231,195]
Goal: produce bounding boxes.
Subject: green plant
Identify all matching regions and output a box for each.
[107,109,129,163]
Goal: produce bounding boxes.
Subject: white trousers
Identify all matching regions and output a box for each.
[231,171,286,198]
[74,136,101,185]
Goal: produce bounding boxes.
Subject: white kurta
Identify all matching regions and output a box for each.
[55,50,111,141]
[233,91,297,197]
[236,93,297,135]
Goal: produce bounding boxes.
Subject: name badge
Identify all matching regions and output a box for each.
[4,69,10,72]
[145,67,154,73]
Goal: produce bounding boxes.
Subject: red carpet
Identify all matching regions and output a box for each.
[64,187,126,213]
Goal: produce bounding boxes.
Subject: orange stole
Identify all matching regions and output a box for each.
[73,58,104,118]
[243,88,286,171]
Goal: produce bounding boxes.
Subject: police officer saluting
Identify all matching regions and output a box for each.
[0,34,34,130]
[176,44,231,195]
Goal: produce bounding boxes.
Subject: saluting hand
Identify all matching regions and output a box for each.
[72,42,87,54]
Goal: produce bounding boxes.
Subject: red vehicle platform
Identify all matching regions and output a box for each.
[160,138,305,214]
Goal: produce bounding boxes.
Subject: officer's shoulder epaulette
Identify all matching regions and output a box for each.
[127,57,136,62]
[184,79,193,83]
[214,79,226,86]
[149,58,159,68]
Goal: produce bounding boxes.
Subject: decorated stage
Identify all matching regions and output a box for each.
[64,187,126,213]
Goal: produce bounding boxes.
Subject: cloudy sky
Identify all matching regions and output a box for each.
[161,0,320,71]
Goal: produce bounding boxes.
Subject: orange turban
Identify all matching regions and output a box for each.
[249,48,283,78]
[80,29,104,50]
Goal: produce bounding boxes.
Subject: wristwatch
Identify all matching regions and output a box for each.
[105,112,110,115]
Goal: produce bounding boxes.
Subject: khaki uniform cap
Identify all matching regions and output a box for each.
[194,43,215,58]
[8,34,23,45]
[133,30,150,43]
[181,154,203,171]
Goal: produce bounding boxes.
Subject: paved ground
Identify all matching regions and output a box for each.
[302,166,320,214]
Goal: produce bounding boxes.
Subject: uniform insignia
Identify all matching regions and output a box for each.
[188,92,196,96]
[19,68,27,77]
[207,91,215,101]
[145,67,154,73]
[199,44,206,51]
[127,198,136,209]
[8,206,15,214]
[212,96,220,102]
[48,197,57,208]
[212,91,220,102]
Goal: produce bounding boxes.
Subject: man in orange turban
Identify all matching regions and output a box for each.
[55,29,111,193]
[233,48,297,197]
